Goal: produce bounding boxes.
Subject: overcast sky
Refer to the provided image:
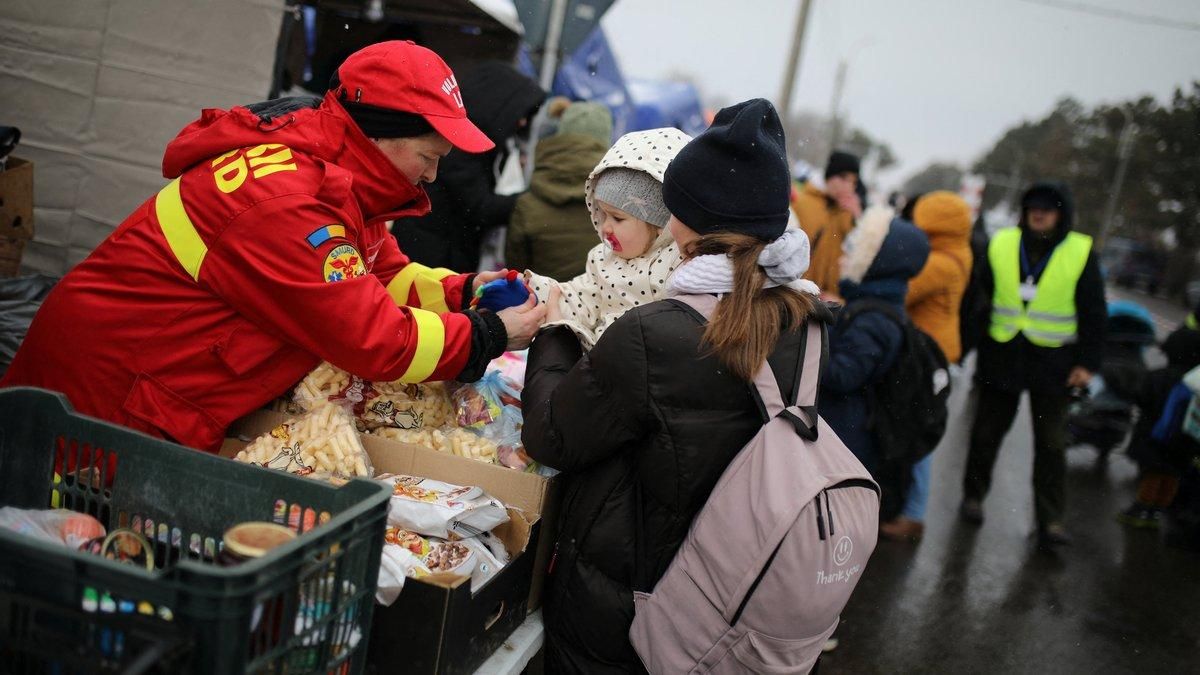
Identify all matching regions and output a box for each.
[601,0,1200,189]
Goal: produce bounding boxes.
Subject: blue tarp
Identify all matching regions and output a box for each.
[520,27,706,141]
[626,78,707,137]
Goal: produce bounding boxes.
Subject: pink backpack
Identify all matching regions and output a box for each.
[629,294,880,674]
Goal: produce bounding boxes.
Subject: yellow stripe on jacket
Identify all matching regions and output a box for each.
[386,262,456,313]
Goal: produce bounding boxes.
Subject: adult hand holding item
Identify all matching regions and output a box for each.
[498,292,547,350]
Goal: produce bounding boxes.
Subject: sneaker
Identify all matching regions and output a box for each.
[1117,503,1162,529]
[959,499,984,525]
[879,516,925,542]
[1038,522,1072,547]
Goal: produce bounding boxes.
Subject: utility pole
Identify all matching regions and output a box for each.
[538,0,571,91]
[778,0,814,122]
[524,0,571,183]
[1098,112,1138,250]
[827,59,848,153]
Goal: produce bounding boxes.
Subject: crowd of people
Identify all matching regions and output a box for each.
[4,39,1199,673]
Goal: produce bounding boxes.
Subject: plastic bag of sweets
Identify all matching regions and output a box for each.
[0,506,106,548]
[371,426,499,464]
[294,361,455,430]
[451,370,523,429]
[377,474,509,539]
[235,403,372,482]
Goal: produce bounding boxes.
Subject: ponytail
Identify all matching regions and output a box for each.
[684,233,814,382]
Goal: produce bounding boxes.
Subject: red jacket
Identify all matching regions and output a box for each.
[3,94,489,451]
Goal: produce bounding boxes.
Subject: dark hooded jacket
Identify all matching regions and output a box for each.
[392,62,544,270]
[521,296,833,674]
[820,211,931,472]
[974,182,1107,394]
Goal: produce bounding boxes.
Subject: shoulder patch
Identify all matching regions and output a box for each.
[307,223,348,248]
[324,243,366,283]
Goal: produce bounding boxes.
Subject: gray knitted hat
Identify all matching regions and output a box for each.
[592,168,670,228]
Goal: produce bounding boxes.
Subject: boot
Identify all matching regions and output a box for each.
[879,516,925,542]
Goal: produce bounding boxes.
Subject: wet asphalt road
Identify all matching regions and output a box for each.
[821,290,1200,675]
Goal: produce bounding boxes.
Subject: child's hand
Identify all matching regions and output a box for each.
[545,286,563,324]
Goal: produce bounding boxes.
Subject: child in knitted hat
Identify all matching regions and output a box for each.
[526,127,692,349]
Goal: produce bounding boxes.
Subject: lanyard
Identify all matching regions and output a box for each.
[1019,235,1059,284]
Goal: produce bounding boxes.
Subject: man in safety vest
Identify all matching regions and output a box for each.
[0,41,546,452]
[959,182,1106,547]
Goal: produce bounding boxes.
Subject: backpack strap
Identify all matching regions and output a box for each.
[838,296,904,329]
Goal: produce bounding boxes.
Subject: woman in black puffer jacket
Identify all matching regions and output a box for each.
[522,99,828,673]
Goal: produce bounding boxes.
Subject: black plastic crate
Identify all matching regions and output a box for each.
[0,388,391,673]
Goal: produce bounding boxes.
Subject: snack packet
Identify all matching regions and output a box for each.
[371,426,499,464]
[375,527,510,604]
[235,403,372,482]
[377,474,509,539]
[294,362,455,431]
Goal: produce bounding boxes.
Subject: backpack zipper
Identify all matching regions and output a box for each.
[734,479,878,627]
[814,496,826,541]
[825,490,835,537]
[731,535,786,626]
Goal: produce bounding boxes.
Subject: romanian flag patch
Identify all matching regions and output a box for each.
[306,224,347,248]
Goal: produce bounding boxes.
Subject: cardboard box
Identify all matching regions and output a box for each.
[0,156,34,277]
[368,506,540,675]
[227,411,562,611]
[225,411,562,673]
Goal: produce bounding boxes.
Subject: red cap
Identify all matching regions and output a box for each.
[334,41,495,153]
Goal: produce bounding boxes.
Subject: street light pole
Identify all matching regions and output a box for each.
[1098,110,1137,250]
[778,0,814,122]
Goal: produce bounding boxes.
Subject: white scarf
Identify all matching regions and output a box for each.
[667,228,822,296]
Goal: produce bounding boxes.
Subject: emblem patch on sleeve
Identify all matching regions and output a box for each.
[324,244,366,282]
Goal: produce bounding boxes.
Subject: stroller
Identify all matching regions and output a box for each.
[1067,300,1157,458]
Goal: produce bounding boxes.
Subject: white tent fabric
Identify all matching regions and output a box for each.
[0,0,285,275]
[470,0,524,35]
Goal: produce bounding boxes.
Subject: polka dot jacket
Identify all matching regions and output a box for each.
[526,127,693,350]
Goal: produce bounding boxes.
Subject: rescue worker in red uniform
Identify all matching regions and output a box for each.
[1,41,547,452]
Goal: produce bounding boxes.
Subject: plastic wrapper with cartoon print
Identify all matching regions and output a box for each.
[377,474,509,540]
[234,403,373,482]
[294,361,455,431]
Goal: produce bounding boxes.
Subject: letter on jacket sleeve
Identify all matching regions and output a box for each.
[372,231,472,313]
[522,314,653,472]
[202,195,473,383]
[822,313,904,395]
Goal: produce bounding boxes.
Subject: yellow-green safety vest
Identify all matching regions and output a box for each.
[988,227,1092,348]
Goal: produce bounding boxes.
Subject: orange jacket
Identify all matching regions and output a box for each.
[3,94,490,451]
[792,183,855,295]
[905,192,973,363]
